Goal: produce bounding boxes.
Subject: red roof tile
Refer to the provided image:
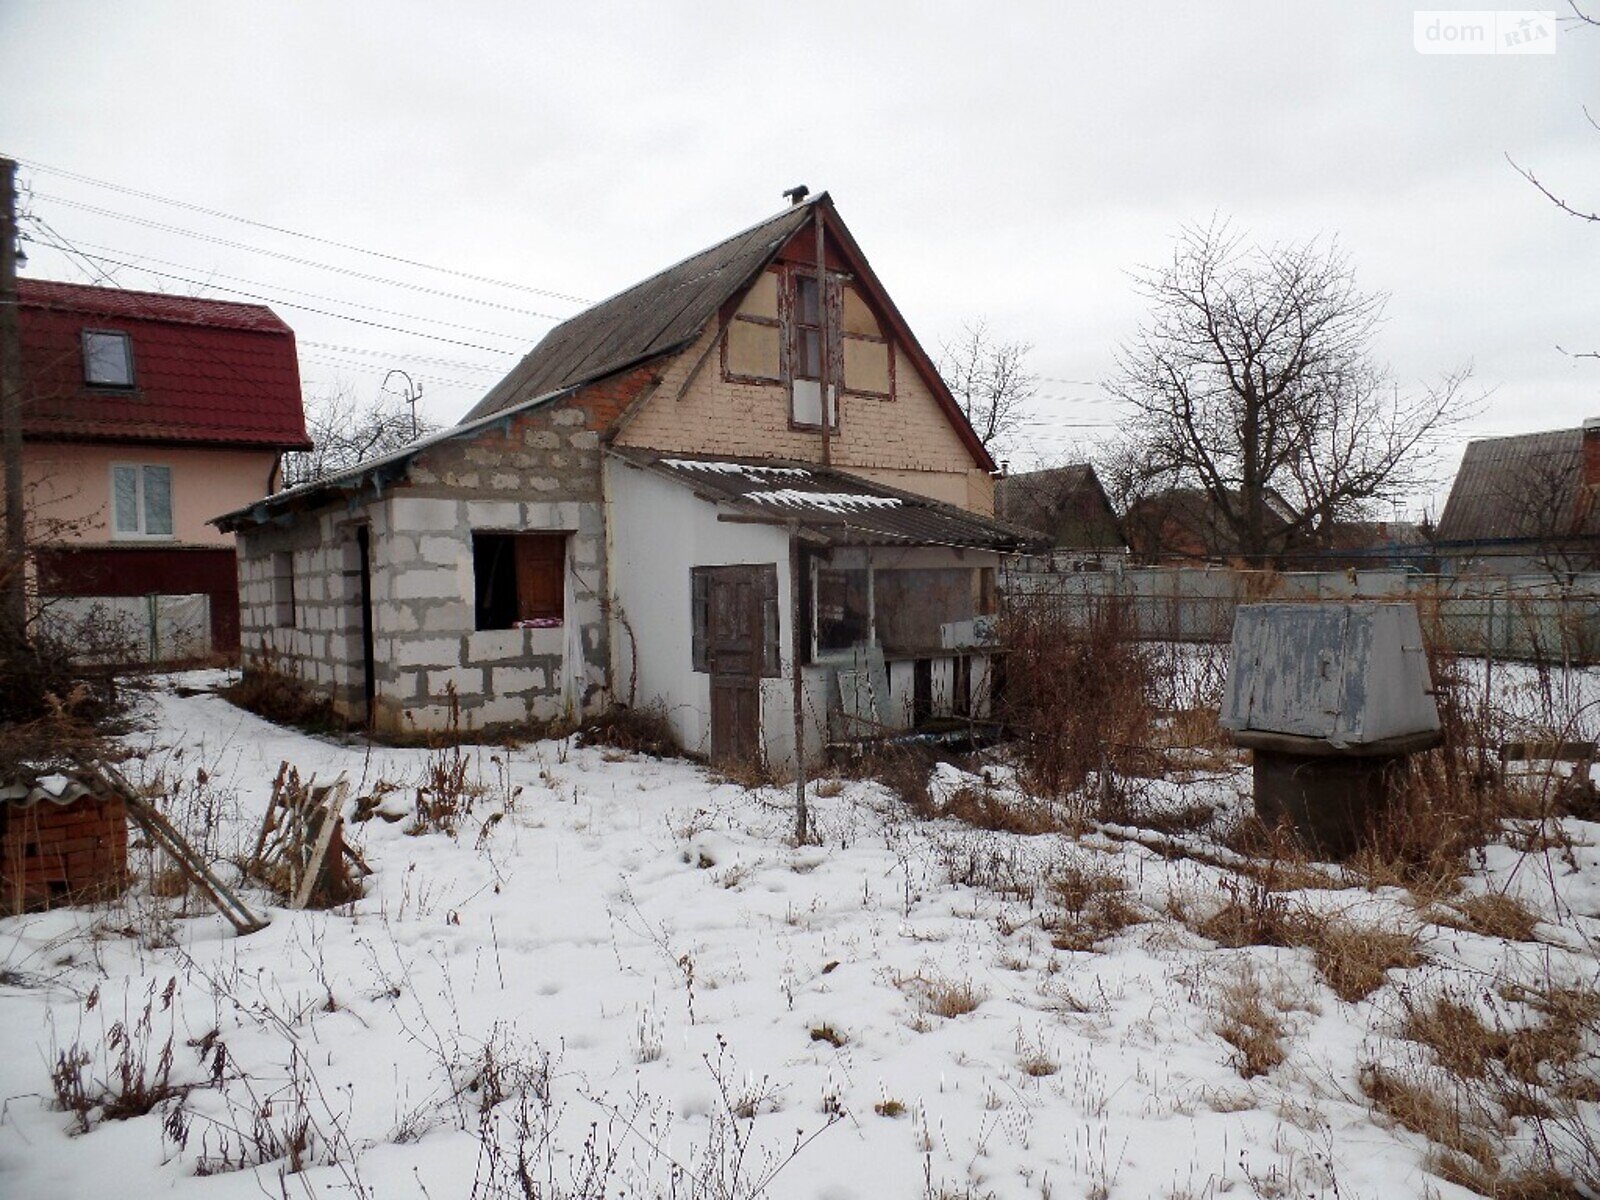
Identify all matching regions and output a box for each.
[17,278,310,449]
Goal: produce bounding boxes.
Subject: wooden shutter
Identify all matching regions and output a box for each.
[514,535,565,621]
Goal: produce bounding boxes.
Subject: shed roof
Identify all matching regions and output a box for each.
[611,448,1042,552]
[17,277,309,449]
[1436,426,1593,544]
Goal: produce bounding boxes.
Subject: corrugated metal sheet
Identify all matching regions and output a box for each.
[461,203,817,422]
[18,278,309,449]
[1436,427,1589,544]
[613,448,1043,552]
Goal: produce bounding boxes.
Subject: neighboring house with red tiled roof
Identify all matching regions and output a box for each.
[19,279,308,654]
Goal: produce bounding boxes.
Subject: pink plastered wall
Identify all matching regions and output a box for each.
[24,441,280,547]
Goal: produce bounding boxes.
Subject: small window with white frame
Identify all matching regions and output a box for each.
[83,330,135,388]
[111,464,173,539]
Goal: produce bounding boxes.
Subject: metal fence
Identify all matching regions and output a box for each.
[36,594,212,664]
[1002,564,1600,664]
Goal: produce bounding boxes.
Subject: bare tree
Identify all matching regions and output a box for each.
[280,384,437,490]
[938,320,1036,456]
[1106,221,1472,564]
[1508,2,1598,359]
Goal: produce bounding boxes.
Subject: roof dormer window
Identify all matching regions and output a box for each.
[83,329,134,388]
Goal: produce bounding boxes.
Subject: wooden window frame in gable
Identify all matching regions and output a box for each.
[720,267,785,388]
[832,280,896,401]
[784,266,842,435]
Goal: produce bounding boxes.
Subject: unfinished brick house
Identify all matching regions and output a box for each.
[216,193,1039,763]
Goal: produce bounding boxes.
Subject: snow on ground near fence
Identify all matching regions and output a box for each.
[0,671,1597,1198]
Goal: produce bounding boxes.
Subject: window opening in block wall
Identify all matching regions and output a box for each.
[474,532,566,630]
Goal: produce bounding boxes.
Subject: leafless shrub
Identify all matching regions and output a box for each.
[224,641,346,732]
[997,595,1156,796]
[49,978,191,1132]
[574,703,684,759]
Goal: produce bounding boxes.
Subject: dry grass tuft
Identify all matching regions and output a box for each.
[1446,891,1542,942]
[1303,920,1423,1003]
[1046,859,1144,951]
[1360,1064,1502,1170]
[901,972,985,1021]
[1188,880,1422,1001]
[1215,969,1292,1079]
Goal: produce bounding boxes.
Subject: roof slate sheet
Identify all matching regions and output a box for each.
[18,278,309,449]
[1436,427,1590,544]
[616,448,1042,552]
[462,202,817,422]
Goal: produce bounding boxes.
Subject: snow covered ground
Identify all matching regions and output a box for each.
[1,672,1597,1199]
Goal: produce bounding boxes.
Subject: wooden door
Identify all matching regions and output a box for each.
[707,567,764,764]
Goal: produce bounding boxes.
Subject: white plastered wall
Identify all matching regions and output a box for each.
[605,456,824,767]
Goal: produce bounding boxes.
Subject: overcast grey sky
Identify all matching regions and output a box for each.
[3,1,1596,515]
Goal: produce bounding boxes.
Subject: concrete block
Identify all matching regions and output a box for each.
[420,601,474,633]
[393,637,463,668]
[466,628,529,663]
[387,497,462,533]
[527,431,561,450]
[568,431,600,450]
[550,409,586,428]
[464,500,523,528]
[394,568,466,601]
[492,665,550,695]
[427,667,486,699]
[417,535,468,568]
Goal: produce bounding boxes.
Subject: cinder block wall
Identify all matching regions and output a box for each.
[237,369,653,733]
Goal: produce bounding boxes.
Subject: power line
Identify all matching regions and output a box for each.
[23,229,525,356]
[299,342,501,373]
[44,234,547,341]
[16,156,590,305]
[32,194,574,322]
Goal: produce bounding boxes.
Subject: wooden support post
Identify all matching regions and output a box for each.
[789,521,808,845]
[815,208,831,468]
[0,157,26,643]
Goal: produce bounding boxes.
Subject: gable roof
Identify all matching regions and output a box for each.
[1436,426,1594,544]
[611,448,1040,552]
[994,464,1125,550]
[463,201,817,422]
[461,194,998,473]
[17,278,309,449]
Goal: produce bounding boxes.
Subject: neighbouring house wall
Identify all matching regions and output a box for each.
[615,323,995,516]
[25,442,279,546]
[238,375,650,732]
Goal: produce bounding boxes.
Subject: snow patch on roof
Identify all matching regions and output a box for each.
[661,459,813,479]
[746,490,902,514]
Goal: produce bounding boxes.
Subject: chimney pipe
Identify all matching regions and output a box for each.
[783,184,810,207]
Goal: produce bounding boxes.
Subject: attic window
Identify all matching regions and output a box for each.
[83,330,134,388]
[474,532,566,630]
[723,270,783,384]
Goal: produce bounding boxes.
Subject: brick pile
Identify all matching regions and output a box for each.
[1,793,129,913]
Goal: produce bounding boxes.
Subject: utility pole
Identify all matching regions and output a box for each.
[0,157,26,645]
[382,368,422,439]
